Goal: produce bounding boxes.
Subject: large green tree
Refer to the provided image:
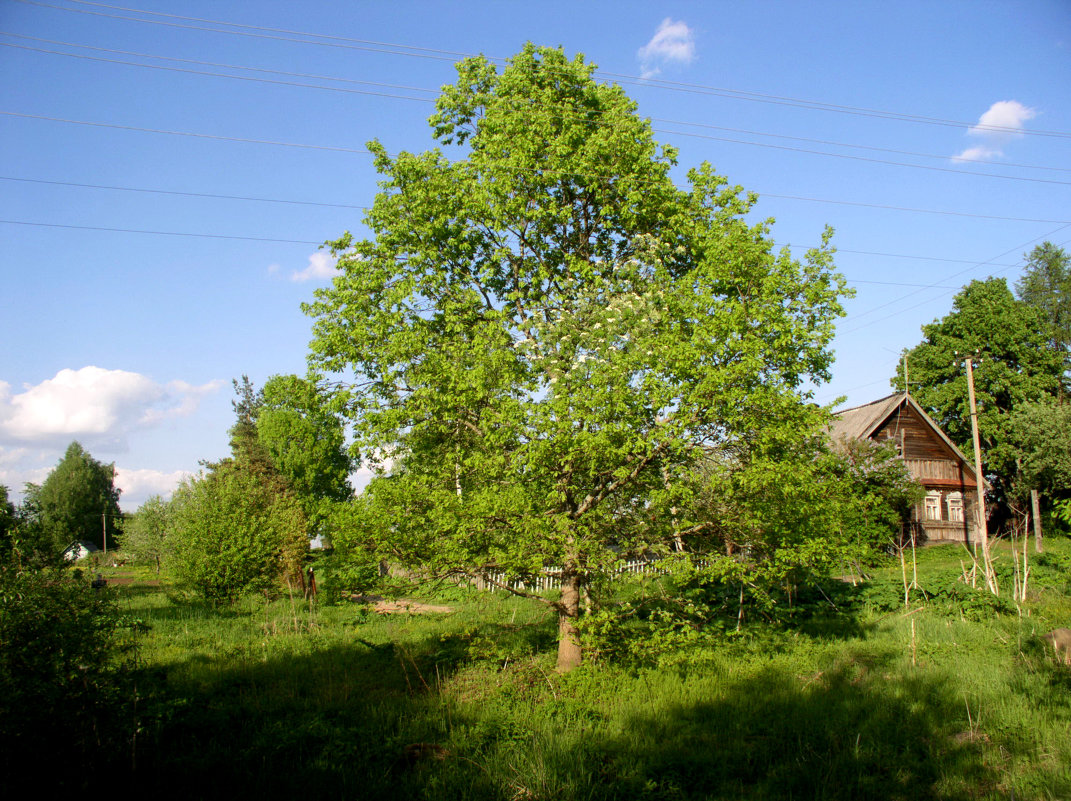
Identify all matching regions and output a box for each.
[123,494,171,573]
[0,486,15,559]
[893,278,1063,504]
[305,45,848,671]
[256,374,353,536]
[35,442,122,554]
[1015,242,1070,390]
[1006,397,1071,505]
[167,380,309,601]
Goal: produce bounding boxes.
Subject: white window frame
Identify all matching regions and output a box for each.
[924,491,942,521]
[947,492,964,523]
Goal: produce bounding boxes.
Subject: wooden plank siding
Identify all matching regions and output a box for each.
[832,393,983,544]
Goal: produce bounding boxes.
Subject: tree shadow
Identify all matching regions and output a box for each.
[53,584,1028,800]
[512,654,1001,801]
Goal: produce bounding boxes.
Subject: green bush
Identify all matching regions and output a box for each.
[168,465,308,603]
[0,563,128,783]
[314,552,381,603]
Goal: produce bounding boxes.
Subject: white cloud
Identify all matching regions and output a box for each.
[291,252,339,282]
[951,144,1003,163]
[114,467,191,508]
[952,100,1036,162]
[638,18,695,79]
[0,367,222,448]
[0,446,48,492]
[141,379,225,424]
[968,100,1036,137]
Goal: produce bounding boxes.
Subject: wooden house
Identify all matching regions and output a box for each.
[830,392,984,543]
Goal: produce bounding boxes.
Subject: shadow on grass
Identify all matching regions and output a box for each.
[109,633,1010,801]
[115,614,555,798]
[573,662,997,801]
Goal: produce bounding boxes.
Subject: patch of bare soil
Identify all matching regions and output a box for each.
[104,576,162,586]
[349,595,454,615]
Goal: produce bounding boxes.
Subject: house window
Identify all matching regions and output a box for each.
[924,492,942,521]
[947,492,964,523]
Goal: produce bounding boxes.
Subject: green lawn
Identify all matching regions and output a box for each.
[98,538,1071,800]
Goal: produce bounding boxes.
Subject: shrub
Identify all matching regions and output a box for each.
[168,464,308,603]
[0,563,127,783]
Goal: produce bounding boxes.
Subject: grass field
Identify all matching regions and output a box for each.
[87,538,1071,799]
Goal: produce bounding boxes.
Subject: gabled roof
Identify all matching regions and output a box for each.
[62,540,100,561]
[830,391,977,469]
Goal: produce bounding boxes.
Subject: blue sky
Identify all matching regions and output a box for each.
[1,0,1068,509]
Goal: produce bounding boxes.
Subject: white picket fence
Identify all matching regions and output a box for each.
[469,558,673,593]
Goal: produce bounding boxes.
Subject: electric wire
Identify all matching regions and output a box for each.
[23,0,1071,139]
[4,31,1068,176]
[838,226,1071,333]
[0,218,324,244]
[4,108,1069,189]
[4,174,1065,226]
[5,2,1067,333]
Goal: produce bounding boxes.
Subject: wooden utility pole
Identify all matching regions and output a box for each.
[965,357,997,594]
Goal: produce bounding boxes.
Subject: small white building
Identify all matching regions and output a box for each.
[62,540,100,562]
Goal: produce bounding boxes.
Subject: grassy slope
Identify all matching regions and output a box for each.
[106,539,1071,800]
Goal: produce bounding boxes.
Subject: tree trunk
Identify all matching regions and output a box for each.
[556,569,583,673]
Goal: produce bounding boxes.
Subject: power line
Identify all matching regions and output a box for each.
[0,40,434,103]
[650,116,1069,174]
[28,0,1071,139]
[4,174,1064,226]
[5,31,1068,177]
[0,216,1031,275]
[0,31,440,94]
[6,108,1069,189]
[758,192,1070,225]
[0,175,370,210]
[838,225,1071,333]
[0,218,323,244]
[653,125,1071,186]
[0,110,377,154]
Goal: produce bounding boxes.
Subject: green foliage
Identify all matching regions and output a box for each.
[1054,496,1071,535]
[0,485,15,559]
[0,562,129,783]
[1015,241,1071,387]
[34,441,122,553]
[831,437,924,552]
[313,551,381,603]
[682,425,920,609]
[167,463,308,603]
[90,540,1071,798]
[894,278,1063,502]
[304,45,848,668]
[854,571,1013,620]
[123,494,171,572]
[256,373,354,536]
[1006,397,1071,506]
